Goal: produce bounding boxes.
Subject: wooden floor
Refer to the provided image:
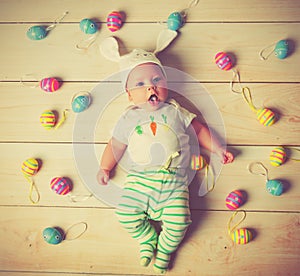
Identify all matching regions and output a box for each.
[1,1,300,275]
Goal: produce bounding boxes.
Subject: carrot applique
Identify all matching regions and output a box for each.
[150,115,157,136]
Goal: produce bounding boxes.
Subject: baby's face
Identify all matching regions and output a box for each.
[126,63,168,110]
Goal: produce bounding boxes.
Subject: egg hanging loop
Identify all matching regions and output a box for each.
[247,162,269,181]
[230,69,244,94]
[46,11,69,32]
[259,42,276,60]
[181,0,200,19]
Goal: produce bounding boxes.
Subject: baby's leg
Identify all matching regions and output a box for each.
[154,190,191,274]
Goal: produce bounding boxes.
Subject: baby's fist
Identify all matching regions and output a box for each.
[97,169,110,185]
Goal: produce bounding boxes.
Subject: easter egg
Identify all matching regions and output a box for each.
[79,18,97,34]
[50,177,71,195]
[190,154,206,170]
[43,227,64,245]
[274,40,289,59]
[106,11,123,32]
[231,228,252,244]
[27,25,47,40]
[72,94,91,113]
[225,190,244,210]
[266,179,283,196]
[40,78,60,92]
[167,12,183,31]
[256,108,276,126]
[215,52,233,71]
[270,146,286,167]
[22,158,39,176]
[40,110,56,129]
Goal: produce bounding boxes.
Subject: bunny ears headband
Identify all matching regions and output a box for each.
[100,29,178,90]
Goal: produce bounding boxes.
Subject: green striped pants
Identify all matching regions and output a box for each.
[116,169,191,269]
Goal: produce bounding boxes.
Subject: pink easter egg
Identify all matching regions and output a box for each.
[226,190,244,210]
[106,11,123,32]
[50,177,71,195]
[215,52,233,71]
[40,78,60,92]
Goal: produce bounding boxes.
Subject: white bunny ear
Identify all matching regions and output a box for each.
[100,37,121,62]
[154,29,178,54]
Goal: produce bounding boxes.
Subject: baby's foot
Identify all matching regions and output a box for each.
[153,250,170,274]
[140,238,157,267]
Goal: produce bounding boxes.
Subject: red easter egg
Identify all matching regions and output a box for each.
[50,177,71,195]
[226,190,244,210]
[215,52,233,71]
[106,11,123,32]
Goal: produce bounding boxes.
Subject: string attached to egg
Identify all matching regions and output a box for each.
[26,11,69,40]
[259,39,290,60]
[43,221,88,245]
[190,154,216,194]
[248,162,283,196]
[227,210,253,245]
[21,158,41,204]
[76,18,99,50]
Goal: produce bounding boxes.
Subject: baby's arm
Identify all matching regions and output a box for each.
[97,137,127,185]
[191,119,234,164]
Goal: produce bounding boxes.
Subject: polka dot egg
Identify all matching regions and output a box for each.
[274,40,289,59]
[50,177,71,195]
[22,158,39,176]
[225,190,244,210]
[266,179,283,196]
[190,154,206,170]
[107,11,123,32]
[40,78,60,92]
[231,228,252,244]
[215,52,233,71]
[27,26,47,40]
[256,108,276,126]
[40,110,56,129]
[72,93,91,113]
[270,146,286,167]
[43,227,64,245]
[79,18,97,34]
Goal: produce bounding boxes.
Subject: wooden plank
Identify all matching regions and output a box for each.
[1,143,299,212]
[0,206,299,275]
[0,82,299,145]
[0,0,299,22]
[0,24,299,82]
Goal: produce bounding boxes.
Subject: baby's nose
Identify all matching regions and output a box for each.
[147,85,156,92]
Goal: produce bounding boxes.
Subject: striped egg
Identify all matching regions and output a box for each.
[27,25,47,40]
[226,190,244,210]
[50,177,71,195]
[256,108,276,126]
[215,52,233,71]
[190,154,206,170]
[43,227,64,245]
[167,12,183,31]
[270,146,286,167]
[22,158,39,176]
[40,110,56,129]
[231,228,252,244]
[106,11,123,32]
[266,179,283,196]
[40,78,60,92]
[274,40,289,59]
[79,18,97,34]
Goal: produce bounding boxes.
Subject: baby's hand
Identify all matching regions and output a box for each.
[222,151,234,164]
[97,168,110,185]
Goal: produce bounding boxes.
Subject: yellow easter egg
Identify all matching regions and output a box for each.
[40,110,56,129]
[256,108,276,126]
[231,228,252,244]
[191,154,206,170]
[22,158,39,176]
[270,146,286,167]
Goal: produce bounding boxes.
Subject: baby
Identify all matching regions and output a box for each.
[97,37,234,274]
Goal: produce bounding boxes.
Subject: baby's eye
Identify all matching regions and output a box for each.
[153,77,162,83]
[136,81,145,87]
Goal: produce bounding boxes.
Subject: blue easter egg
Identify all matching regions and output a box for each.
[79,19,97,34]
[266,179,283,196]
[167,12,183,31]
[274,40,289,59]
[27,26,47,40]
[72,94,91,113]
[43,227,64,245]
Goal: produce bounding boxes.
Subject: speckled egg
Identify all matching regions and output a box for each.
[231,228,252,244]
[270,146,286,167]
[50,177,71,195]
[39,78,60,92]
[274,40,289,59]
[22,158,39,176]
[266,179,283,196]
[215,52,233,71]
[71,94,91,113]
[107,11,123,32]
[27,26,47,40]
[43,227,64,245]
[167,12,184,31]
[79,18,97,34]
[226,190,245,210]
[40,110,56,129]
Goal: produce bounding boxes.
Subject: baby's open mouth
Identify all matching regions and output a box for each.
[149,94,159,103]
